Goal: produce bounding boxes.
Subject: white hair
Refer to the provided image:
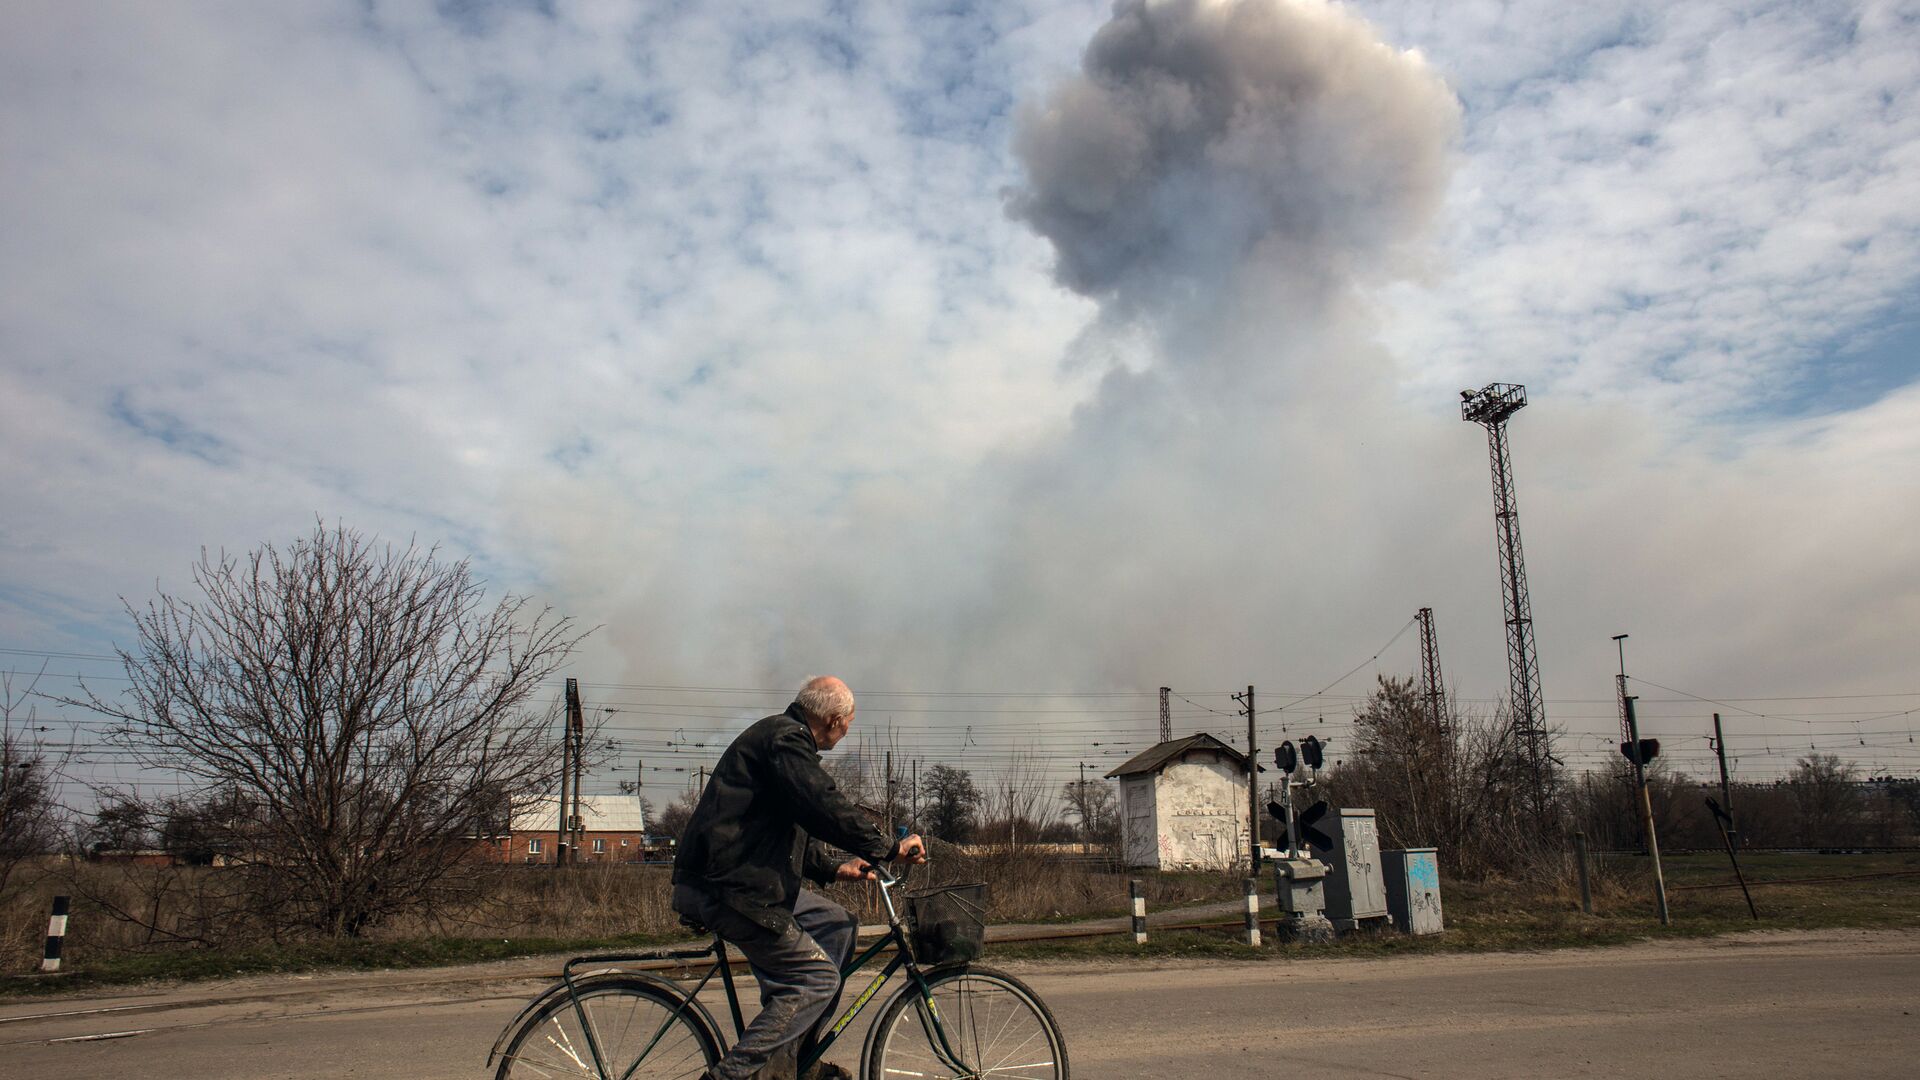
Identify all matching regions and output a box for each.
[796,676,854,722]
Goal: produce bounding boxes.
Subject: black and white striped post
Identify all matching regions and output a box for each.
[41,895,70,974]
[1243,877,1262,947]
[1129,879,1147,944]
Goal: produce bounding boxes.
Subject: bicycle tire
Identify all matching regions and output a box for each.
[495,974,722,1080]
[863,965,1069,1080]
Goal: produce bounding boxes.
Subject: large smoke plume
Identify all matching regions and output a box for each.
[592,0,1475,703]
[1008,0,1457,324]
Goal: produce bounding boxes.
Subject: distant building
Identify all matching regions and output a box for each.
[493,793,651,864]
[1105,734,1251,871]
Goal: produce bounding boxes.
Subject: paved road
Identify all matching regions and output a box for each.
[2,929,1915,1078]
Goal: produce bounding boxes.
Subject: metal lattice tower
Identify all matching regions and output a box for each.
[1158,686,1172,743]
[1461,383,1553,820]
[1416,607,1445,736]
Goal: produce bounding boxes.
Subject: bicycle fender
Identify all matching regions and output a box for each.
[484,970,726,1069]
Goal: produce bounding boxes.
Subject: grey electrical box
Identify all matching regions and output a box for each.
[1323,807,1389,930]
[1383,847,1444,935]
[1271,856,1328,917]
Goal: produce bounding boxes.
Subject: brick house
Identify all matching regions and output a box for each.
[492,793,651,864]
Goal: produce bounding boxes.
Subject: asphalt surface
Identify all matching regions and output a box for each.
[1,928,1914,1078]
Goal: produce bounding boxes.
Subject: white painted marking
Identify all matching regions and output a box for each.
[47,915,68,935]
[49,1029,151,1044]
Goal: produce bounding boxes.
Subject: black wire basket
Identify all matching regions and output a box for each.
[905,882,988,967]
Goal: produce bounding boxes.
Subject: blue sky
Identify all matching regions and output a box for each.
[3,1,1918,796]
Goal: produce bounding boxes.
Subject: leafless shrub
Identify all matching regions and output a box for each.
[72,522,586,938]
[1322,675,1552,878]
[1,670,67,897]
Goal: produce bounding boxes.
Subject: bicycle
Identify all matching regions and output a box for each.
[486,863,1069,1080]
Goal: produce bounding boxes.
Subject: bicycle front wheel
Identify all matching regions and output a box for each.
[865,965,1068,1080]
[495,975,721,1080]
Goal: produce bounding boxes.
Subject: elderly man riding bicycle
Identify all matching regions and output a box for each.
[671,676,927,1080]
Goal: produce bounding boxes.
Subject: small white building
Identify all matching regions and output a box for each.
[1105,734,1252,871]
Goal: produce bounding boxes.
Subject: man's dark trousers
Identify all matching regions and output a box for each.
[674,885,858,1080]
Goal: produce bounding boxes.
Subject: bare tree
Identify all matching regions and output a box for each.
[78,522,585,937]
[1059,777,1117,851]
[981,748,1059,850]
[1783,753,1861,846]
[918,764,982,843]
[655,787,700,842]
[86,791,154,853]
[2,671,66,894]
[1323,675,1543,877]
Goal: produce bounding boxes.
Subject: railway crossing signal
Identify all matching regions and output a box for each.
[1301,735,1324,770]
[1275,742,1297,774]
[1620,738,1660,765]
[1269,798,1334,853]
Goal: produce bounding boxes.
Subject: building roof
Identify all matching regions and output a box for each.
[1104,733,1248,779]
[510,793,648,833]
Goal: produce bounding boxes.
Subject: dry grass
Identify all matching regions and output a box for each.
[26,848,1893,990]
[0,846,1245,987]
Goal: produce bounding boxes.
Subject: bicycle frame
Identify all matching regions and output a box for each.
[542,868,973,1079]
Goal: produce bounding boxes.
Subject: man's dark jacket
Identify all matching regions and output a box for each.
[672,704,895,929]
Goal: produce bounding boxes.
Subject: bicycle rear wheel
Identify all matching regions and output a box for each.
[495,975,721,1080]
[864,965,1068,1080]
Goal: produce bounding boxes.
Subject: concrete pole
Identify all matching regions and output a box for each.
[1245,685,1260,873]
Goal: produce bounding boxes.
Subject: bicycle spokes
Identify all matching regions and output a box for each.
[879,973,1062,1080]
[504,987,711,1079]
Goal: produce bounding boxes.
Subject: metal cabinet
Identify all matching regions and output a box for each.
[1323,807,1388,930]
[1384,847,1445,935]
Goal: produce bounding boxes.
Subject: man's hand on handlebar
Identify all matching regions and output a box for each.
[835,858,878,882]
[894,833,928,865]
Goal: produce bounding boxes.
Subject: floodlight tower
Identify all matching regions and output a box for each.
[1461,383,1553,822]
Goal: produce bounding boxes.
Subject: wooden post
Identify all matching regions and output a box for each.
[1572,831,1593,914]
[1712,713,1737,849]
[1243,877,1262,947]
[1130,879,1147,944]
[1624,696,1671,926]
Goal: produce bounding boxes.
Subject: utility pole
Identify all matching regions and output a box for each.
[1159,686,1172,744]
[556,683,573,869]
[1712,713,1737,849]
[911,758,919,830]
[1624,695,1671,926]
[1417,607,1446,735]
[1232,685,1260,872]
[1078,762,1090,853]
[886,749,895,833]
[1462,383,1553,824]
[567,678,585,861]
